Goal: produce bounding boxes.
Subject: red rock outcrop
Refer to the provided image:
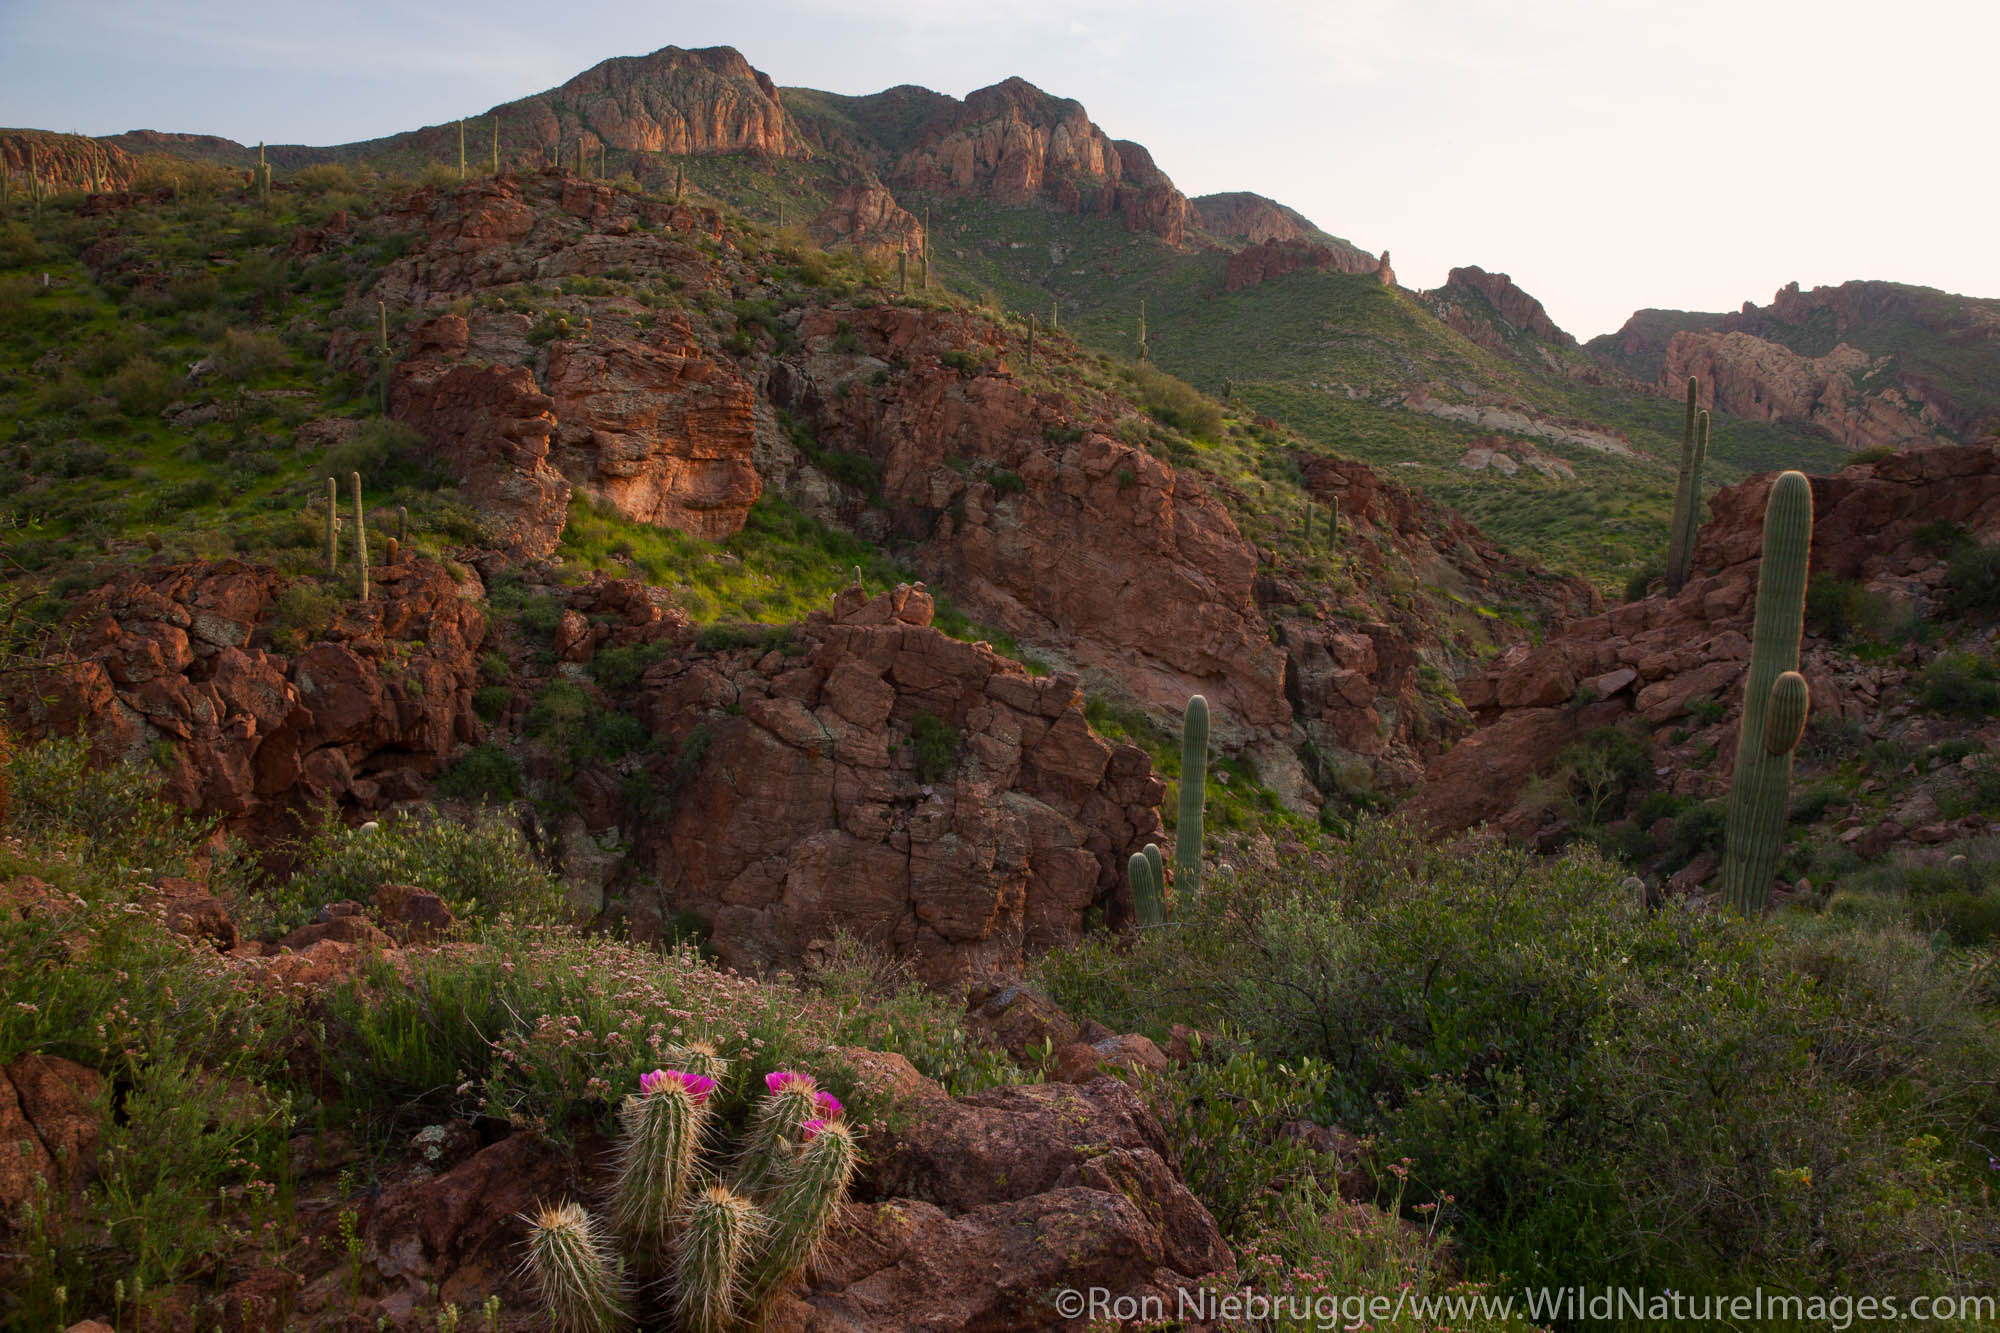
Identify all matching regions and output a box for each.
[333,1054,1229,1331]
[1410,440,2000,837]
[1224,238,1378,292]
[892,77,1193,245]
[4,559,484,836]
[0,131,140,195]
[809,182,925,258]
[628,584,1166,983]
[778,305,1289,744]
[0,1055,103,1229]
[391,317,572,559]
[543,317,762,540]
[1424,265,1576,348]
[336,45,805,171]
[1664,329,1951,453]
[1193,190,1333,246]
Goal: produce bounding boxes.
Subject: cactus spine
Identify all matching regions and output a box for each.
[743,1120,857,1307]
[521,1202,627,1333]
[1718,470,1813,914]
[612,1074,712,1270]
[324,476,338,574]
[1175,695,1209,901]
[674,1186,763,1333]
[736,1073,820,1201]
[350,472,369,600]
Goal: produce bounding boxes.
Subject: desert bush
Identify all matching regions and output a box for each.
[1128,359,1222,441]
[1040,816,2000,1298]
[1921,650,2000,716]
[6,735,202,876]
[287,807,566,925]
[0,219,42,267]
[909,709,959,784]
[210,326,286,382]
[292,162,357,194]
[433,742,522,804]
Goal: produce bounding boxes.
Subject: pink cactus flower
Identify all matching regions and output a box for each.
[814,1090,844,1119]
[800,1118,829,1142]
[764,1069,814,1095]
[640,1069,717,1103]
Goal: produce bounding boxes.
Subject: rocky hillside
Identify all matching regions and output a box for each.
[1414,438,2000,920]
[1590,280,2000,450]
[33,42,1885,596]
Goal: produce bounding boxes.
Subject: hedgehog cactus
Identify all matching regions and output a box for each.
[613,1069,716,1269]
[521,1202,627,1333]
[743,1117,858,1308]
[674,1186,763,1333]
[1175,695,1209,902]
[1718,470,1814,914]
[736,1071,821,1200]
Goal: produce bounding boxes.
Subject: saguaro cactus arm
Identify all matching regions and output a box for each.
[1719,471,1813,913]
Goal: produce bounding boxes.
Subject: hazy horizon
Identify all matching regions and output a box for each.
[3,0,1993,340]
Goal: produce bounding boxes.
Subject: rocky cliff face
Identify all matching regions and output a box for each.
[623,583,1166,983]
[6,559,485,840]
[889,77,1193,245]
[1224,238,1379,292]
[1662,329,1953,452]
[0,130,140,194]
[1193,191,1331,246]
[352,174,761,545]
[1422,265,1576,350]
[1411,440,2000,877]
[1596,280,2000,446]
[771,304,1288,746]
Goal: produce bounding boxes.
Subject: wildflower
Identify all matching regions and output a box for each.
[764,1069,814,1094]
[640,1069,717,1103]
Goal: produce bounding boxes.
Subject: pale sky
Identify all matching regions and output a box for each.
[4,0,1994,339]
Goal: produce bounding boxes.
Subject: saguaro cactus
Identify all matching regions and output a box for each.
[1327,494,1340,547]
[1718,470,1814,914]
[1026,313,1036,366]
[492,117,500,174]
[1137,299,1149,361]
[1128,845,1165,927]
[1175,695,1209,902]
[1679,412,1711,588]
[350,472,369,600]
[324,476,338,574]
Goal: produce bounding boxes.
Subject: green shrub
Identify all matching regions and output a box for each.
[210,327,287,382]
[909,709,959,784]
[587,641,667,692]
[6,736,202,876]
[288,808,565,924]
[269,579,342,651]
[434,743,522,804]
[1040,817,2000,1299]
[1920,650,2000,716]
[472,683,513,721]
[1943,541,2000,618]
[1127,360,1222,442]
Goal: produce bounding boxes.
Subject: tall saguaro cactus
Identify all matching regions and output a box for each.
[1175,695,1209,902]
[351,472,369,600]
[1666,379,1712,595]
[1718,470,1814,913]
[324,476,338,575]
